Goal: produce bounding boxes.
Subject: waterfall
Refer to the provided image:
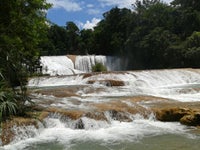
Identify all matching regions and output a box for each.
[40,56,79,76]
[74,55,96,72]
[74,55,122,72]
[40,55,122,76]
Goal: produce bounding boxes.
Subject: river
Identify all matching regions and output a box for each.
[1,68,200,150]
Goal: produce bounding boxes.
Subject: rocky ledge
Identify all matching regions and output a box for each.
[87,79,125,86]
[1,96,200,146]
[152,101,200,127]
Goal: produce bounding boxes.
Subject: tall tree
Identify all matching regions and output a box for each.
[171,0,200,38]
[66,21,80,54]
[47,25,68,55]
[80,29,95,54]
[0,0,51,118]
[94,7,132,55]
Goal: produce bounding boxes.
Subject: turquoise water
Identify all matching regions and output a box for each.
[16,134,200,150]
[1,118,200,150]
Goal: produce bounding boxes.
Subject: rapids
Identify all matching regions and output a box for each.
[29,68,200,102]
[1,68,200,149]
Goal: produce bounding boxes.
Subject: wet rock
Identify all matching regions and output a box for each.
[0,117,38,145]
[87,80,125,86]
[85,112,107,121]
[35,88,78,97]
[46,108,84,120]
[93,100,149,119]
[82,73,93,79]
[67,55,76,64]
[153,107,191,122]
[75,119,85,129]
[180,113,200,126]
[109,110,132,122]
[38,111,50,121]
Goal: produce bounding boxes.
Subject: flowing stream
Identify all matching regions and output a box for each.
[1,56,200,150]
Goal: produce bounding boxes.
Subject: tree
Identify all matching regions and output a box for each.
[0,0,51,118]
[184,32,200,67]
[37,0,200,70]
[94,7,132,55]
[171,0,200,38]
[80,29,95,54]
[171,0,200,11]
[140,27,180,68]
[66,21,80,54]
[47,25,68,55]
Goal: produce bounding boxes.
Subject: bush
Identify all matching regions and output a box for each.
[92,63,107,72]
[0,73,18,121]
[0,91,18,121]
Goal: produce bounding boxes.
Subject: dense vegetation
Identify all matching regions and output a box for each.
[42,0,200,69]
[0,0,50,121]
[92,63,107,72]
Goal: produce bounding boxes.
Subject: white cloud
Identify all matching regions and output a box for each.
[98,0,173,8]
[86,4,94,8]
[81,18,101,30]
[98,0,133,8]
[47,0,82,12]
[162,0,173,3]
[87,9,101,15]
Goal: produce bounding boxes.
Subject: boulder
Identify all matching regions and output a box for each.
[85,112,107,121]
[180,113,200,126]
[75,119,85,129]
[153,107,191,122]
[109,110,132,122]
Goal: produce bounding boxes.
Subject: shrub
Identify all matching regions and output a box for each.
[0,72,18,121]
[0,91,18,121]
[92,63,107,72]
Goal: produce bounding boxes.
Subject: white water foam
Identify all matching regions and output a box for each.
[28,69,200,102]
[28,75,84,87]
[40,56,83,76]
[1,114,192,150]
[40,55,122,76]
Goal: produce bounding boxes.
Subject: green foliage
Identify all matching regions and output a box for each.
[171,0,200,11]
[0,0,51,120]
[92,63,107,72]
[183,32,200,67]
[0,73,17,121]
[0,91,18,121]
[186,32,200,48]
[66,22,81,54]
[42,0,200,69]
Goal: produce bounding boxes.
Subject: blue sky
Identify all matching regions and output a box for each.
[47,0,173,29]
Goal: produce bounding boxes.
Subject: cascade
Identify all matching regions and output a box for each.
[28,69,200,102]
[2,68,200,149]
[1,112,193,150]
[40,55,122,76]
[40,56,77,76]
[74,55,96,72]
[74,55,122,72]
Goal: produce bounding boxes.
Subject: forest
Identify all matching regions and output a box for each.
[1,0,200,120]
[41,0,200,70]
